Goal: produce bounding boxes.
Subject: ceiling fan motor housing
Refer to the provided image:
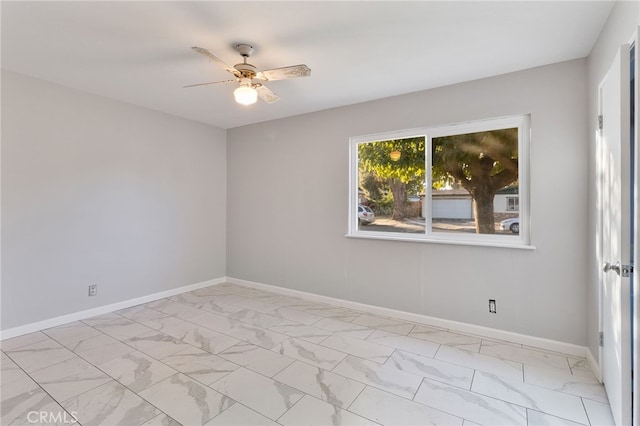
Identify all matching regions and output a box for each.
[234,62,257,79]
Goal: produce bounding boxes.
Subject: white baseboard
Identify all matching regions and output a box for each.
[3,274,591,361]
[586,347,602,382]
[0,277,226,340]
[226,276,589,359]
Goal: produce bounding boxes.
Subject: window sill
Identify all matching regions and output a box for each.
[345,232,536,250]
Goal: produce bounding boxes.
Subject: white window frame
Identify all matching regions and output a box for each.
[348,114,532,249]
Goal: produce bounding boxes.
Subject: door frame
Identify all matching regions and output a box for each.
[598,40,633,426]
[632,31,639,426]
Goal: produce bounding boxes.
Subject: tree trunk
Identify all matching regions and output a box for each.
[472,189,496,234]
[389,179,407,220]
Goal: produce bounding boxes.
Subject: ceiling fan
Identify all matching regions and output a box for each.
[186,44,311,106]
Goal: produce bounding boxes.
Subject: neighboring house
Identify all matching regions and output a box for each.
[425,187,519,219]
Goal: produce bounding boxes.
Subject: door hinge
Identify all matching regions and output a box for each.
[598,115,603,130]
[622,264,634,278]
[599,331,604,347]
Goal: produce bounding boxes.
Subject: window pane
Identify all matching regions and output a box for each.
[431,128,519,236]
[357,137,426,233]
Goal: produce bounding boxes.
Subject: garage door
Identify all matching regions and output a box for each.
[432,199,473,219]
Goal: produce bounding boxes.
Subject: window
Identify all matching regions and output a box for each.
[349,115,531,248]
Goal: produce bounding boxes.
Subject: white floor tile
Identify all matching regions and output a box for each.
[526,409,587,426]
[5,339,76,373]
[153,300,205,319]
[139,373,234,425]
[161,347,239,385]
[1,283,613,426]
[1,375,72,426]
[0,332,51,351]
[140,413,182,426]
[92,318,153,340]
[314,317,372,333]
[349,386,463,426]
[269,323,333,344]
[145,317,240,354]
[228,308,297,329]
[385,350,474,389]
[30,357,111,402]
[217,342,294,377]
[351,314,416,335]
[332,355,422,399]
[471,371,589,424]
[62,380,159,426]
[98,350,177,392]
[480,341,571,371]
[230,297,280,314]
[204,403,278,426]
[189,311,288,349]
[523,364,608,403]
[271,306,324,325]
[273,360,365,408]
[114,305,169,322]
[42,322,103,350]
[1,351,29,386]
[414,378,527,426]
[303,306,361,322]
[275,337,347,370]
[208,367,304,421]
[278,394,376,426]
[124,330,193,359]
[72,334,134,365]
[321,334,394,363]
[366,329,439,358]
[582,398,615,426]
[410,326,482,351]
[435,345,523,381]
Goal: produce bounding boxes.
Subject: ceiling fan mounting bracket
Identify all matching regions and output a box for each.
[235,43,254,58]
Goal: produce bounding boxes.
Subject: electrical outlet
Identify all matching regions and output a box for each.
[88,285,98,297]
[489,299,496,314]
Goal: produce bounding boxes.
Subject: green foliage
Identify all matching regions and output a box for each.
[358,137,425,189]
[360,171,385,202]
[432,128,518,192]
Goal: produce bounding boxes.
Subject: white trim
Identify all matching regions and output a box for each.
[226,276,588,358]
[3,273,591,360]
[348,114,532,248]
[0,277,225,340]
[587,347,603,383]
[345,233,536,250]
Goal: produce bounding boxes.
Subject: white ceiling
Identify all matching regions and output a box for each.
[1,1,614,129]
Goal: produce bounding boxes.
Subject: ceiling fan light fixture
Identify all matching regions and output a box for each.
[189,45,309,106]
[234,84,258,105]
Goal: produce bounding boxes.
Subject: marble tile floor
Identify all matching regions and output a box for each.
[1,283,614,425]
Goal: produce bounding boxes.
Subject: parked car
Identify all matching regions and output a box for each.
[499,217,519,234]
[358,205,375,225]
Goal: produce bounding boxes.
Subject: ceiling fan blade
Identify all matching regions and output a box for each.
[183,79,236,88]
[191,46,240,78]
[256,85,280,104]
[256,64,311,81]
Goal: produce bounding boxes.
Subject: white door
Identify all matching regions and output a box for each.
[599,44,632,426]
[632,38,639,426]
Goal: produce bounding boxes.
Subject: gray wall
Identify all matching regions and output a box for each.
[586,1,640,362]
[228,59,589,345]
[1,70,227,330]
